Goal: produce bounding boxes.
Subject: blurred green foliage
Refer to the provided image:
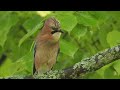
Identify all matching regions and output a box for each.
[0,11,120,78]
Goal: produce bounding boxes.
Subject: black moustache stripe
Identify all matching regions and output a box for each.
[51,30,58,34]
[51,30,63,34]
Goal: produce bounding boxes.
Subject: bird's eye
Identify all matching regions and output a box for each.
[51,27,60,34]
[51,31,57,34]
[51,27,58,31]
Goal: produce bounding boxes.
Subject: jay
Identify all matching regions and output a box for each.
[33,17,63,75]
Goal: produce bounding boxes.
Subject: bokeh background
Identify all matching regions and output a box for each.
[0,11,120,78]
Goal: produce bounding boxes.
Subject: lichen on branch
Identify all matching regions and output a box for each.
[4,45,120,79]
[34,44,120,79]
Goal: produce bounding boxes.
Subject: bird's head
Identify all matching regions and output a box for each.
[41,17,63,43]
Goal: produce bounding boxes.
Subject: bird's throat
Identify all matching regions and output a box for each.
[52,32,61,42]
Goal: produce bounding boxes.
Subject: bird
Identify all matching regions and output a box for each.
[33,17,63,75]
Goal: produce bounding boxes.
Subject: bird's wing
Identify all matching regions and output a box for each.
[57,48,60,57]
[33,43,36,75]
[51,47,60,70]
[56,47,60,62]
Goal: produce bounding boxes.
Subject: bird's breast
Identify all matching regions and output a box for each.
[36,43,59,67]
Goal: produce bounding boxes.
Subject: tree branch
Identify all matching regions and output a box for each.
[33,44,120,79]
[6,44,120,79]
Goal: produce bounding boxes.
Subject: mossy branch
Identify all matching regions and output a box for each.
[5,44,120,79]
[33,44,120,79]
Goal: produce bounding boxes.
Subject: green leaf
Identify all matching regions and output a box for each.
[55,13,77,33]
[0,12,18,47]
[108,11,120,20]
[18,20,43,47]
[107,30,120,47]
[104,66,119,79]
[83,72,103,79]
[60,39,79,58]
[23,15,42,32]
[71,24,87,40]
[3,23,33,61]
[113,60,120,75]
[75,12,97,27]
[14,51,33,75]
[89,11,109,20]
[0,58,19,77]
[0,51,33,77]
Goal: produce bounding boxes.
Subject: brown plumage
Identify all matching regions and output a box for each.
[33,17,63,74]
